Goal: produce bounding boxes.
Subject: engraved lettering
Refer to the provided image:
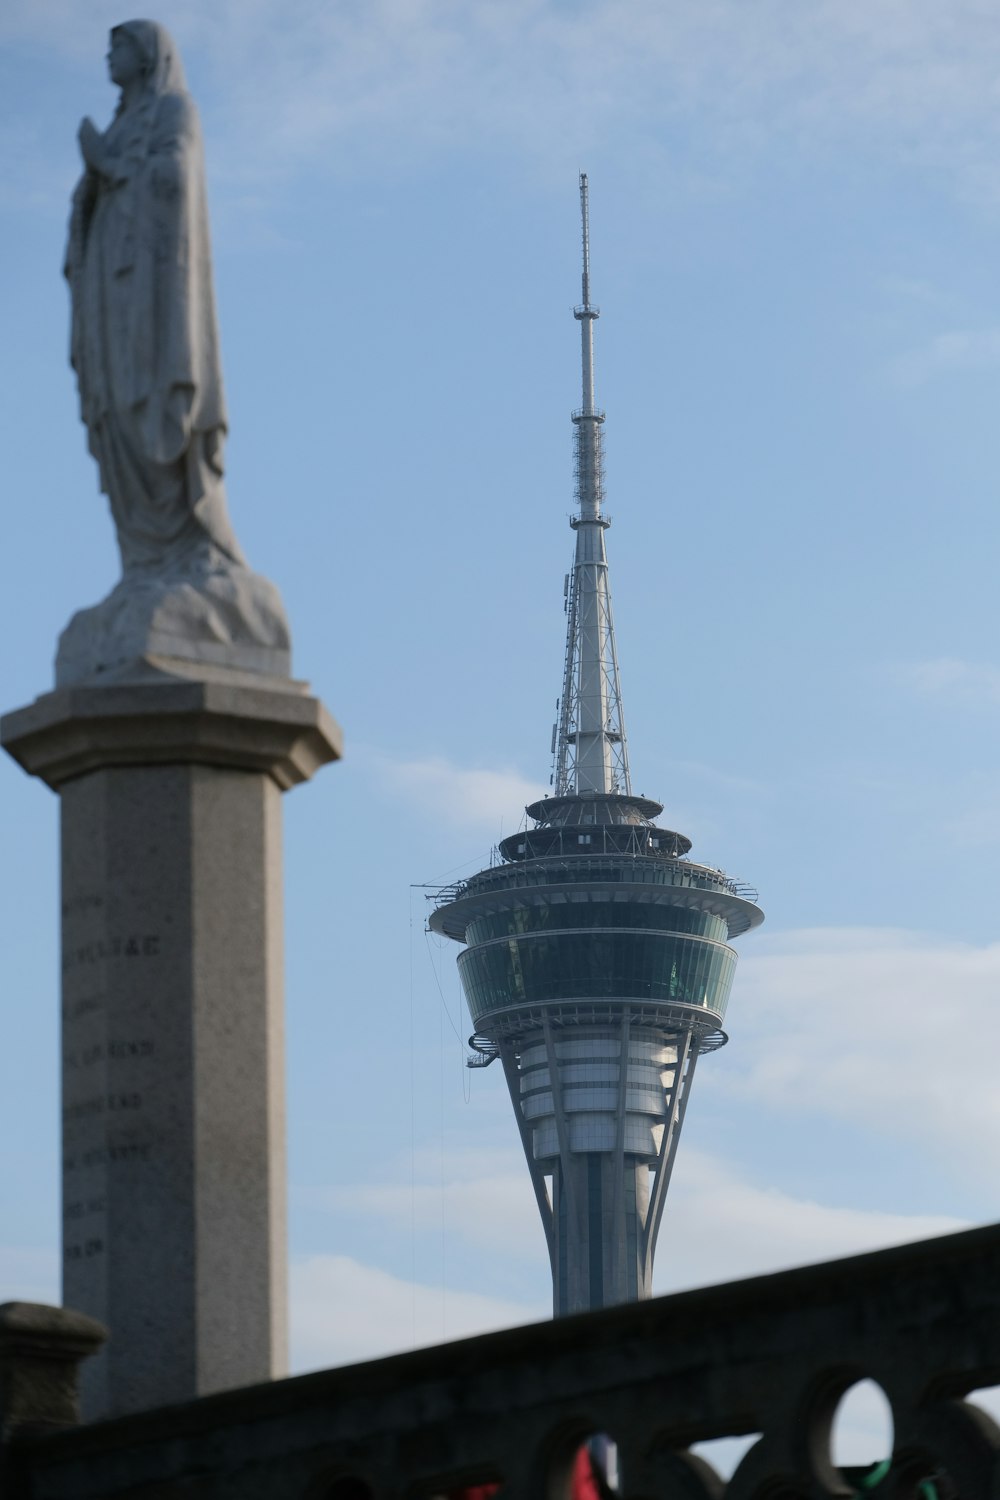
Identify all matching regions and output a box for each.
[107,1039,154,1059]
[62,936,161,974]
[107,1142,152,1162]
[67,994,104,1021]
[107,1091,142,1111]
[62,1196,107,1220]
[62,893,103,918]
[63,1096,104,1121]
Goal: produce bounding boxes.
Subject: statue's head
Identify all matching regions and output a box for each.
[107,27,146,87]
[107,21,187,95]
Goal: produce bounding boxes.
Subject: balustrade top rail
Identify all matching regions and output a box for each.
[5,1220,1000,1498]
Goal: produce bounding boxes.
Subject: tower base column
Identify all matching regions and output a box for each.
[553,1153,652,1316]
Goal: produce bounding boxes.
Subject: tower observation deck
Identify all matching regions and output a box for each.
[430,176,763,1316]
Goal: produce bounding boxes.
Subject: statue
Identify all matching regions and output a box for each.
[59,21,290,684]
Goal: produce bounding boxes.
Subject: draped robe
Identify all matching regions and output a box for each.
[65,22,244,572]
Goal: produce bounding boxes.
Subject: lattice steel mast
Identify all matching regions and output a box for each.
[553,173,630,798]
[431,177,762,1317]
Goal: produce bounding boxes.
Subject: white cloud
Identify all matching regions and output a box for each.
[888,329,1000,385]
[377,753,546,831]
[296,1128,963,1380]
[317,1128,964,1308]
[322,1145,547,1265]
[281,1146,994,1470]
[882,274,945,305]
[729,927,1000,1175]
[656,1148,965,1294]
[12,0,1000,199]
[900,656,1000,702]
[943,793,1000,848]
[289,1253,544,1372]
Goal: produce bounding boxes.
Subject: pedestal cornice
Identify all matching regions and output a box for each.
[0,656,342,792]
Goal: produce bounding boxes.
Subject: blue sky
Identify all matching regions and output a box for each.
[4,0,1000,1463]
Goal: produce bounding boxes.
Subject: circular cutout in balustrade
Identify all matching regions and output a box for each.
[829,1378,893,1488]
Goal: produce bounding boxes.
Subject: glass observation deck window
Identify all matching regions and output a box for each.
[458,930,737,1025]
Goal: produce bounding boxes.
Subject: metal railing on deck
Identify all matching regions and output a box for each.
[435,854,759,910]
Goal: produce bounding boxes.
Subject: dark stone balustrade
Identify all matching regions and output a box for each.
[4,1222,1000,1498]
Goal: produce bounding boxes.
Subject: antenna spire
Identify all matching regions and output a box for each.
[552,174,631,797]
[580,171,592,311]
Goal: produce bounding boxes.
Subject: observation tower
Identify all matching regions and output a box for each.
[430,177,763,1316]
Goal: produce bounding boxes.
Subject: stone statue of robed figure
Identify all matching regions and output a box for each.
[60,20,289,683]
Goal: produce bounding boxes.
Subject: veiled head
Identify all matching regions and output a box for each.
[108,20,187,94]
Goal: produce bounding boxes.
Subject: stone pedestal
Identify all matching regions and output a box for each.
[1,657,341,1421]
[0,1302,106,1441]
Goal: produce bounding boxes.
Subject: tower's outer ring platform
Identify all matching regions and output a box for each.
[431,857,763,943]
[431,851,762,1045]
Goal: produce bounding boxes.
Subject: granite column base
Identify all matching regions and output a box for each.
[1,658,341,1421]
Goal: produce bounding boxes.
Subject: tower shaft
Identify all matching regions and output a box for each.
[499,1025,701,1313]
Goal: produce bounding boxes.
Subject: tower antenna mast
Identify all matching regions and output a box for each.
[580,170,592,314]
[553,173,630,797]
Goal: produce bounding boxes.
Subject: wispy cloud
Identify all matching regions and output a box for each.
[311,1130,965,1326]
[288,1145,988,1470]
[897,656,1000,703]
[943,793,1000,848]
[888,328,1000,386]
[376,753,546,831]
[881,274,947,306]
[658,1146,964,1294]
[13,0,1000,201]
[320,1144,546,1265]
[728,926,1000,1172]
[289,1253,544,1371]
